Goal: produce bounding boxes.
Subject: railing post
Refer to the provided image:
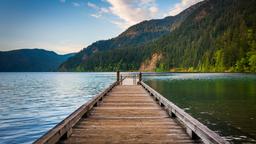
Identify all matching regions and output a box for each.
[120,75,122,85]
[134,75,136,85]
[117,71,120,82]
[139,72,142,82]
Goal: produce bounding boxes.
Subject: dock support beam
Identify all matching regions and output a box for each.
[186,128,199,140]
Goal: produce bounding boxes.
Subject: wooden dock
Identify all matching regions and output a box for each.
[34,72,229,144]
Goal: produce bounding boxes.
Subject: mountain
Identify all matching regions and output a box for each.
[59,2,203,71]
[0,49,75,72]
[60,0,256,72]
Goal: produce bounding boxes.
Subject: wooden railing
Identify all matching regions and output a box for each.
[33,81,119,144]
[140,81,229,144]
[119,72,142,85]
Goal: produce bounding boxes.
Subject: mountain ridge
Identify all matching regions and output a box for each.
[0,48,75,72]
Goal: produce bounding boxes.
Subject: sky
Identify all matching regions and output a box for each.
[0,0,203,54]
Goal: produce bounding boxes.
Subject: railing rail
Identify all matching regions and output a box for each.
[140,81,229,144]
[119,72,142,85]
[33,81,119,144]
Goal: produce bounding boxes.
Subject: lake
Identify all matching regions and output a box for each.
[144,73,256,143]
[0,73,255,143]
[0,73,115,144]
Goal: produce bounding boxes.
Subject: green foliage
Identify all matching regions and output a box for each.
[155,63,166,72]
[248,52,256,72]
[214,50,225,72]
[235,58,248,72]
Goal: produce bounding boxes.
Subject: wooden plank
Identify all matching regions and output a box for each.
[71,129,186,135]
[100,102,158,107]
[63,138,200,144]
[103,96,153,100]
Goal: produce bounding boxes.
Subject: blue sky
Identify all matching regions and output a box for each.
[0,0,202,54]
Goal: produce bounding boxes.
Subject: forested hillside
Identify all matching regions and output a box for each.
[0,49,74,72]
[59,2,202,71]
[60,0,256,72]
[152,0,256,72]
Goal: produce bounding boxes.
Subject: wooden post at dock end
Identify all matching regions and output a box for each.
[120,75,122,85]
[117,71,120,82]
[139,72,142,82]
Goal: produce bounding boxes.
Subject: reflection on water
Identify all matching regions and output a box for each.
[144,73,256,143]
[0,72,115,144]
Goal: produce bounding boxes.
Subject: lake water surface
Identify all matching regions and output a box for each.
[1,73,255,144]
[0,73,115,144]
[144,73,256,143]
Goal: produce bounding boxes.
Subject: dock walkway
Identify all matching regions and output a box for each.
[63,84,198,143]
[34,73,228,144]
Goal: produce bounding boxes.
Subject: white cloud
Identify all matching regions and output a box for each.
[59,0,66,3]
[87,2,98,9]
[168,0,204,16]
[87,2,110,18]
[106,0,158,29]
[91,14,102,18]
[100,7,110,13]
[149,6,158,13]
[72,2,81,7]
[87,0,203,29]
